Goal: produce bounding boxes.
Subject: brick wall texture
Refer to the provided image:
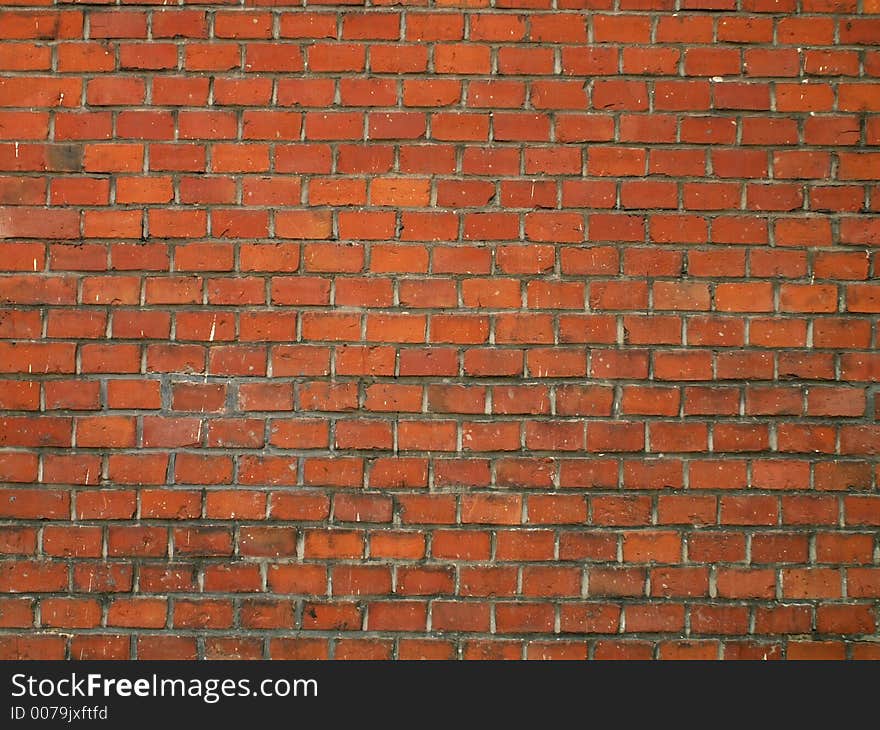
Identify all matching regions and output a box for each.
[0,0,879,661]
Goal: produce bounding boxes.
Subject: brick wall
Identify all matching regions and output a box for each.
[0,0,879,660]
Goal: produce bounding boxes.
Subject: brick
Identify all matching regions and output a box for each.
[0,1,874,660]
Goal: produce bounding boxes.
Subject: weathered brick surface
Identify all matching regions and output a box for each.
[0,0,878,660]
